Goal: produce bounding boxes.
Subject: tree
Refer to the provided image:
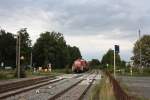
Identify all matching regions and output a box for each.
[132,35,150,67]
[101,49,121,68]
[0,29,16,67]
[120,60,126,68]
[33,31,66,68]
[89,59,101,67]
[33,31,82,69]
[14,28,31,78]
[17,28,31,66]
[66,45,82,66]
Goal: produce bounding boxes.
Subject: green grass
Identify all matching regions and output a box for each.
[90,75,116,100]
[111,67,150,77]
[0,69,16,80]
[0,68,73,80]
[25,68,73,78]
[90,80,101,100]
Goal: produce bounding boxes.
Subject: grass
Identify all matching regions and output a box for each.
[90,80,101,100]
[0,68,72,80]
[0,69,15,80]
[106,67,150,77]
[25,68,73,78]
[116,67,150,77]
[118,72,150,77]
[90,75,116,100]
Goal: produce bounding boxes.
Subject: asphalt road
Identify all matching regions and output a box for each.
[118,76,150,99]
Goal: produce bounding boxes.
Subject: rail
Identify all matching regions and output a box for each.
[0,77,63,99]
[49,70,97,100]
[0,76,53,93]
[78,71,98,100]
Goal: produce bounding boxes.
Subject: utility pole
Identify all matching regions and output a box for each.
[14,32,21,78]
[139,29,143,73]
[30,49,32,68]
[139,29,142,67]
[16,35,18,72]
[17,34,21,78]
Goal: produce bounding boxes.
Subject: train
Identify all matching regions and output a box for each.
[72,59,89,73]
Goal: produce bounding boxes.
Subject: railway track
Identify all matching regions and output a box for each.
[0,76,55,94]
[49,70,98,100]
[0,76,63,99]
[2,70,99,100]
[0,73,85,100]
[82,70,102,100]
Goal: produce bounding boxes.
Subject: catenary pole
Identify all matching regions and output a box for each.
[17,34,21,78]
[139,29,142,68]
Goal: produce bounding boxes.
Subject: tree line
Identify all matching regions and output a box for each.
[1,27,150,69]
[101,49,126,69]
[132,35,150,67]
[0,28,81,69]
[90,35,150,69]
[89,49,126,69]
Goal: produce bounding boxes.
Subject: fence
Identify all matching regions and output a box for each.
[105,71,135,100]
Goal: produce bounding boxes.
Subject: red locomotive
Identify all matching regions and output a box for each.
[72,59,89,72]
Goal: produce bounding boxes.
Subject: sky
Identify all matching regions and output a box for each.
[0,0,150,61]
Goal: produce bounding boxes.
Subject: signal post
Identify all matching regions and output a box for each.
[114,45,119,78]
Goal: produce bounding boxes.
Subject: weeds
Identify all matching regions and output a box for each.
[90,75,116,100]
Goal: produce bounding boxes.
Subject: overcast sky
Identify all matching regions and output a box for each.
[0,0,150,61]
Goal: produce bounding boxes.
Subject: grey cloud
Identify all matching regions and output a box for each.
[0,0,150,40]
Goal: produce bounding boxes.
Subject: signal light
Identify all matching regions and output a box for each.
[115,45,119,53]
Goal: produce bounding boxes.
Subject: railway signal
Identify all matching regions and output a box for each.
[115,45,119,53]
[114,45,120,78]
